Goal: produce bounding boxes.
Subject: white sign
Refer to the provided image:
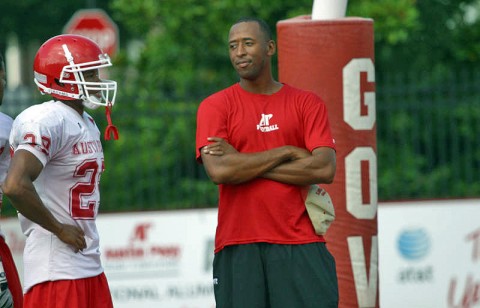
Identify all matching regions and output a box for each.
[5,199,478,307]
[2,209,217,308]
[378,199,480,308]
[98,209,217,308]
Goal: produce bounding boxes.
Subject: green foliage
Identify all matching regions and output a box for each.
[107,0,480,108]
[104,0,480,209]
[1,0,480,215]
[450,2,480,62]
[348,0,420,45]
[90,99,218,212]
[376,68,480,200]
[372,0,480,75]
[0,0,114,50]
[110,0,319,100]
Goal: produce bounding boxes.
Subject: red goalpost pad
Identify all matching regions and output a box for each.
[277,16,378,308]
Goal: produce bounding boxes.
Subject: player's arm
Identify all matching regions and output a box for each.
[262,147,336,186]
[2,149,86,252]
[201,137,310,185]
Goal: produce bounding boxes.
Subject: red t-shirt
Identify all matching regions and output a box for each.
[196,83,336,253]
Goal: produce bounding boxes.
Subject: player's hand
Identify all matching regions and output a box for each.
[56,224,86,253]
[203,137,238,156]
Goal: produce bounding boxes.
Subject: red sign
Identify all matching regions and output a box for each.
[63,9,119,57]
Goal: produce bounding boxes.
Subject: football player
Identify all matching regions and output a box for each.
[2,34,118,308]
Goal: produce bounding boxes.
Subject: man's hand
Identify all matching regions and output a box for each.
[56,224,87,253]
[203,137,238,156]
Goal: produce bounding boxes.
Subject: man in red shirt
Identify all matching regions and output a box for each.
[196,17,338,307]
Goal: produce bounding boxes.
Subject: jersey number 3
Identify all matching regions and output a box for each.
[70,159,104,219]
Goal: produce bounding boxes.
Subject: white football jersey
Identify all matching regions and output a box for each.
[0,111,13,239]
[10,100,105,292]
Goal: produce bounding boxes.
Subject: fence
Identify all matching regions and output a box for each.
[1,67,479,216]
[376,68,480,200]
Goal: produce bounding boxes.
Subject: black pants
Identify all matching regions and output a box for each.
[213,242,339,308]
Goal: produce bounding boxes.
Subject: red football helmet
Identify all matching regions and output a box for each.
[33,34,117,109]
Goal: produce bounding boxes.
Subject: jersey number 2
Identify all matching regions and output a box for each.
[70,159,104,219]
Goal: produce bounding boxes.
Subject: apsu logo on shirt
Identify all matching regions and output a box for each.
[256,113,279,133]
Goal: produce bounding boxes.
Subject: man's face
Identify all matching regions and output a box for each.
[228,21,273,81]
[82,68,102,96]
[0,62,5,104]
[82,69,101,83]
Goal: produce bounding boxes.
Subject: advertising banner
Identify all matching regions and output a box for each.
[378,199,480,308]
[97,209,217,308]
[3,200,479,307]
[1,209,217,308]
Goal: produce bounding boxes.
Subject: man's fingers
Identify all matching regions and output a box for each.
[75,236,86,252]
[207,136,223,142]
[208,150,224,155]
[203,145,221,153]
[59,224,87,251]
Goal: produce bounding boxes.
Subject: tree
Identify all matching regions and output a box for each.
[348,0,480,76]
[0,0,128,93]
[110,0,427,100]
[1,0,479,215]
[99,0,480,211]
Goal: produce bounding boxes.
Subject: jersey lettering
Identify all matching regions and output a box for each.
[72,140,103,155]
